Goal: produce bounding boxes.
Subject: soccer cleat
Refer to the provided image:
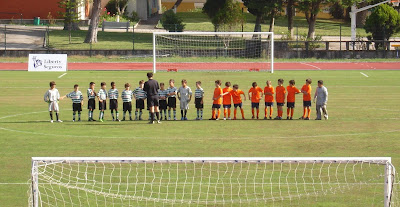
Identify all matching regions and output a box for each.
[157,120,162,124]
[200,117,203,120]
[165,116,167,120]
[88,118,91,121]
[122,118,126,121]
[264,117,268,120]
[286,117,289,120]
[168,117,171,120]
[148,121,154,124]
[215,118,219,121]
[299,116,304,120]
[57,120,63,123]
[195,117,199,120]
[269,117,272,120]
[257,116,259,119]
[100,119,104,122]
[233,117,237,120]
[228,117,231,120]
[209,118,216,120]
[251,116,255,119]
[315,118,321,120]
[112,118,115,121]
[174,117,177,121]
[223,117,226,120]
[274,116,280,120]
[72,119,75,122]
[304,117,310,120]
[92,119,96,122]
[116,119,120,122]
[50,120,53,123]
[181,117,184,121]
[78,119,81,122]
[184,117,188,120]
[290,117,293,120]
[324,115,329,120]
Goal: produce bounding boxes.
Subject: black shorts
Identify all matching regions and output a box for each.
[88,99,95,110]
[223,104,231,109]
[73,103,82,112]
[195,98,203,109]
[110,99,118,110]
[234,103,243,108]
[212,104,221,109]
[303,101,312,107]
[159,100,167,110]
[277,102,285,106]
[99,100,107,110]
[265,102,274,107]
[136,99,145,110]
[123,102,132,112]
[167,97,176,108]
[251,102,260,109]
[147,95,159,107]
[287,102,295,108]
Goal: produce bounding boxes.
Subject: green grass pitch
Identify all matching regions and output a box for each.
[0,70,399,206]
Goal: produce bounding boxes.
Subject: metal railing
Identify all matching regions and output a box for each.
[0,12,23,24]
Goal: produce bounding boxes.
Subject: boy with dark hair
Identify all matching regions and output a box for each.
[264,80,275,120]
[44,81,62,123]
[286,80,301,120]
[210,80,223,120]
[274,79,286,120]
[97,82,107,122]
[314,80,329,120]
[133,80,146,120]
[300,78,312,120]
[167,79,177,120]
[108,81,120,121]
[121,83,133,121]
[222,82,233,120]
[61,84,83,122]
[87,82,96,121]
[194,81,204,120]
[158,83,168,121]
[248,82,263,119]
[230,84,246,120]
[177,79,192,120]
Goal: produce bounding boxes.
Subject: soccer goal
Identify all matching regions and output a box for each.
[30,157,396,206]
[152,32,274,73]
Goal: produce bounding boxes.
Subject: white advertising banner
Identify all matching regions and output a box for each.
[28,54,68,72]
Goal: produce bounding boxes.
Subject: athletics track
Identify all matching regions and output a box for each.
[0,62,399,71]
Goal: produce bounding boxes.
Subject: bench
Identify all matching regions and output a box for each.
[102,21,130,32]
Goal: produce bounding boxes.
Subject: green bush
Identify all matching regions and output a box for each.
[160,10,185,32]
[329,2,345,19]
[364,4,400,49]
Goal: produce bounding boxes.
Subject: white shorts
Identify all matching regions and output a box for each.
[180,100,189,110]
[48,101,59,112]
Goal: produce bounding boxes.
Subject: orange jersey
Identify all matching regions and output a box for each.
[286,85,301,103]
[301,84,312,101]
[248,87,263,103]
[230,89,244,104]
[264,86,275,102]
[275,85,286,103]
[222,87,233,105]
[213,87,223,105]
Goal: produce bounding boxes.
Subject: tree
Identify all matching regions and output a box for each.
[170,0,183,10]
[243,0,283,33]
[84,0,108,43]
[364,4,400,49]
[213,0,245,32]
[105,0,129,22]
[58,0,81,31]
[203,0,226,32]
[287,0,296,37]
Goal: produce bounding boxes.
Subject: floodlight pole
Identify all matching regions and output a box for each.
[350,0,391,41]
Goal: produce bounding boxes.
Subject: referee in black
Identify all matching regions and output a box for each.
[143,72,161,124]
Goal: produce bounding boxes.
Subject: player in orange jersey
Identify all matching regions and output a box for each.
[264,80,275,120]
[210,80,223,120]
[248,82,263,119]
[286,80,301,120]
[274,79,286,120]
[222,82,233,120]
[300,78,312,120]
[229,84,246,120]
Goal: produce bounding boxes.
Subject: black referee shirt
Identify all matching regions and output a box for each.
[144,79,159,96]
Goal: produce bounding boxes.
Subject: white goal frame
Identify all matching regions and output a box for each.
[152,32,274,73]
[31,157,394,207]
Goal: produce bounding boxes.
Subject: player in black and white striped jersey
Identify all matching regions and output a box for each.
[133,80,146,120]
[87,82,96,121]
[108,82,120,121]
[158,83,168,121]
[166,79,177,120]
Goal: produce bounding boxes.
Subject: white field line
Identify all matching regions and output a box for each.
[58,73,67,78]
[300,63,321,70]
[360,72,369,77]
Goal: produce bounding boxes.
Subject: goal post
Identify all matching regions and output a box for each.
[152,32,274,73]
[30,157,395,207]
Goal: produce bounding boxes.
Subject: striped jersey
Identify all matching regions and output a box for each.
[195,87,204,98]
[66,91,83,103]
[158,89,168,99]
[98,88,107,100]
[108,88,119,100]
[166,87,177,97]
[87,88,96,99]
[121,90,133,102]
[133,87,146,99]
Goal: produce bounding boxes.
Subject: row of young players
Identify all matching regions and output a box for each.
[44,78,329,123]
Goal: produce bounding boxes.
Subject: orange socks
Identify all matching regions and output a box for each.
[265,108,268,117]
[212,109,216,119]
[228,109,231,118]
[256,109,259,118]
[224,108,227,117]
[303,108,306,118]
[241,109,245,119]
[252,109,255,117]
[307,108,311,118]
[291,109,294,117]
[287,108,290,117]
[217,109,221,119]
[269,107,273,117]
[234,108,237,119]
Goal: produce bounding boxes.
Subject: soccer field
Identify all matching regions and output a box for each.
[0,70,399,206]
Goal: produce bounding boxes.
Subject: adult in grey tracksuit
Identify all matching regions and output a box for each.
[314,80,328,120]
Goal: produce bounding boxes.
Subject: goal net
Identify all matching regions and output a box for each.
[152,32,274,73]
[30,157,397,206]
